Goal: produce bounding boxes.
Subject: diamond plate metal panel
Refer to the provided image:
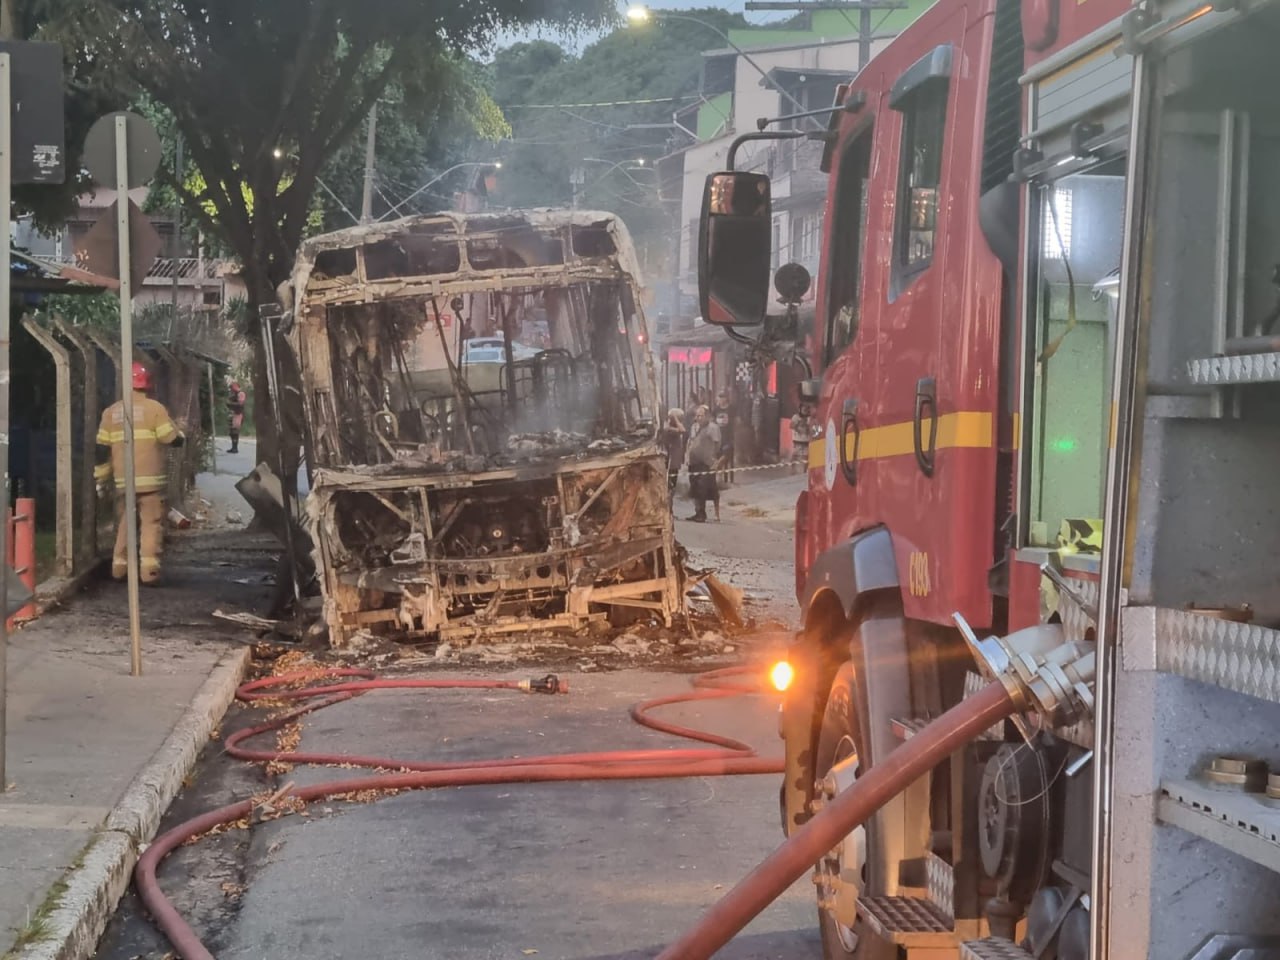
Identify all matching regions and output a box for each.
[961,938,1034,960]
[1153,607,1280,703]
[964,672,1006,740]
[925,852,954,920]
[859,896,953,946]
[1189,352,1280,385]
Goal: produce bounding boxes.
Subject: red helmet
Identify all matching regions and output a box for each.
[132,362,152,391]
[229,382,241,392]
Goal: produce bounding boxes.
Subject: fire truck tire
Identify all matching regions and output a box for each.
[814,664,900,960]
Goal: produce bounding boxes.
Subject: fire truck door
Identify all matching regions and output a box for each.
[870,5,975,624]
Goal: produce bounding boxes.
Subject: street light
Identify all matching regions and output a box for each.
[377,161,502,222]
[625,6,813,121]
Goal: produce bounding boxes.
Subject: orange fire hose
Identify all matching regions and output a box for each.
[133,666,1015,960]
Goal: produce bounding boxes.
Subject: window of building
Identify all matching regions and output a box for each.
[894,80,949,275]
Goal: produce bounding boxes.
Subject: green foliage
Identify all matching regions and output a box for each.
[38,0,612,302]
[38,291,119,329]
[314,56,513,231]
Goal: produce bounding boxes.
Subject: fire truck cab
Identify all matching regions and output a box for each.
[697,0,1280,956]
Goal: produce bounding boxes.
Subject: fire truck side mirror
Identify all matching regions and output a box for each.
[698,171,772,327]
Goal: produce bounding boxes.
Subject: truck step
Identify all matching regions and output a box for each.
[858,896,953,947]
[960,938,1033,960]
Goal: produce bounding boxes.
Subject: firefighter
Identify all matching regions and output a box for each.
[227,380,246,453]
[94,362,185,584]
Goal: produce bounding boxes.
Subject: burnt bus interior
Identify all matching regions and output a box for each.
[304,220,655,471]
[293,213,679,644]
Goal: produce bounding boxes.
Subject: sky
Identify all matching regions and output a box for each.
[494,0,787,56]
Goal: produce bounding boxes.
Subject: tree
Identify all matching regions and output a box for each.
[314,61,511,231]
[38,0,611,486]
[3,0,124,229]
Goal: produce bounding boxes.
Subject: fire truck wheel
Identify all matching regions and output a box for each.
[813,663,899,960]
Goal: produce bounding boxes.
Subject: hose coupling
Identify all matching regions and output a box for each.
[519,674,569,695]
[953,614,1096,731]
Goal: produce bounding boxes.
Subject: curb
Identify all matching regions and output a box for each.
[11,645,252,960]
[32,559,109,618]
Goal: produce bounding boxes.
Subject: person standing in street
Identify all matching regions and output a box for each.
[684,404,721,523]
[714,388,736,486]
[660,408,687,505]
[94,362,185,584]
[790,404,814,474]
[227,380,247,454]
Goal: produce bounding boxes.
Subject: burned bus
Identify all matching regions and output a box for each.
[287,210,682,647]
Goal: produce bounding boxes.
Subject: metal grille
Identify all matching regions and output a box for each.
[961,938,1034,960]
[859,896,953,945]
[1153,607,1280,704]
[980,0,1024,193]
[1158,778,1280,874]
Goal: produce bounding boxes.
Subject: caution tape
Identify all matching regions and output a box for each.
[681,460,804,478]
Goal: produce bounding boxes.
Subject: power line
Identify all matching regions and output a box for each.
[503,95,701,109]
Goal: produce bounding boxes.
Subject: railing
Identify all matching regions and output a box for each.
[35,255,228,284]
[144,257,223,282]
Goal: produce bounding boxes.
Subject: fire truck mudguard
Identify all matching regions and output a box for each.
[799,525,900,620]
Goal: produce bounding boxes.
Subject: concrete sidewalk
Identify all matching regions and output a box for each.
[1,471,276,960]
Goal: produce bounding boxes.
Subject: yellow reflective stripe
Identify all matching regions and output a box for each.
[114,475,168,488]
[99,428,161,443]
[154,422,176,439]
[808,411,993,468]
[93,464,112,480]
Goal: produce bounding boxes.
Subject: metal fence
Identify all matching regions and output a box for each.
[16,315,221,582]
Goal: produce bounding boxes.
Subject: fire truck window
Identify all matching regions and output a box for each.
[895,82,948,274]
[825,127,872,366]
[1027,162,1126,549]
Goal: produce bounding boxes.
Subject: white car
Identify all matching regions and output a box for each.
[462,337,542,364]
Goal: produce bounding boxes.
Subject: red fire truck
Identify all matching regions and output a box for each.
[696,0,1280,957]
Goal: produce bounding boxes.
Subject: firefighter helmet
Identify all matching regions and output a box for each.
[132,362,152,391]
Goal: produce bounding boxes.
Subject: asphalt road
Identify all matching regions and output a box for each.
[93,669,822,960]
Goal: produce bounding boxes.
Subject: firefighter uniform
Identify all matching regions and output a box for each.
[95,363,184,583]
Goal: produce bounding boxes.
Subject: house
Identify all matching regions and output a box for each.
[13,186,245,311]
[654,3,938,454]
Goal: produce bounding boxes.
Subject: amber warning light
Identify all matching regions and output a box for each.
[769,661,794,693]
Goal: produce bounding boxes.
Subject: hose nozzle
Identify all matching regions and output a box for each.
[519,674,568,695]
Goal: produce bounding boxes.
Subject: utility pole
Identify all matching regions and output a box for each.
[360,103,377,223]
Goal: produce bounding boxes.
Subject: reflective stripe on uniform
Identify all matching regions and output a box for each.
[114,475,168,489]
[154,422,175,439]
[94,463,112,480]
[98,428,161,443]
